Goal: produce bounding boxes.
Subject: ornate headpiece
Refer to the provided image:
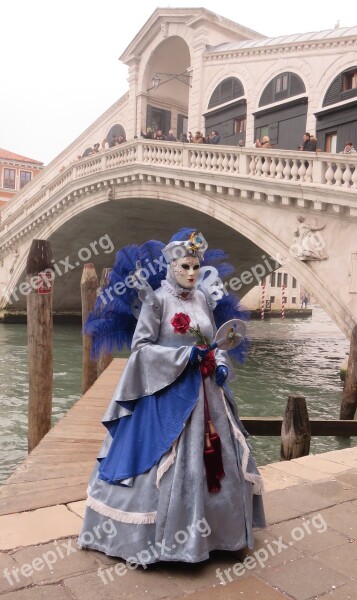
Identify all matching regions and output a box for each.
[162,231,208,263]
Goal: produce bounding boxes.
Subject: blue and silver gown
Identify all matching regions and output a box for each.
[78,279,265,564]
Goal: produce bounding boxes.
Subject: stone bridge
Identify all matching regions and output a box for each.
[0,140,356,337]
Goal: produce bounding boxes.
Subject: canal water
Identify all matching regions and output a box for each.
[0,307,353,484]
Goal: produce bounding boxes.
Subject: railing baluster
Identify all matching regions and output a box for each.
[325,162,334,185]
[343,163,352,187]
[283,159,291,180]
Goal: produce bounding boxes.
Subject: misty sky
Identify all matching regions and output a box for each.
[1,0,356,165]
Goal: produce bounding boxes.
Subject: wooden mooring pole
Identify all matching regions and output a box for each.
[27,239,54,452]
[339,324,357,422]
[81,263,98,394]
[281,395,311,460]
[97,268,113,376]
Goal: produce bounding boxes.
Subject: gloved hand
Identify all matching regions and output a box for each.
[189,345,211,365]
[215,365,228,386]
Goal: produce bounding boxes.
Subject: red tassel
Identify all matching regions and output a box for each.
[204,434,221,493]
[199,350,216,378]
[209,434,225,479]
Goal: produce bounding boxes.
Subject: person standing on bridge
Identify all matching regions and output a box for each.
[340,141,356,154]
[77,228,265,565]
[297,132,316,151]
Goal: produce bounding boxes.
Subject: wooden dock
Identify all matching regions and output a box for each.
[1,357,356,517]
[0,359,126,516]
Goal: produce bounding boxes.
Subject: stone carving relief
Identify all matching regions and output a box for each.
[161,22,168,38]
[9,248,19,274]
[290,216,328,261]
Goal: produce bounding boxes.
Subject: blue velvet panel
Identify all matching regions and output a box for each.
[98,365,201,484]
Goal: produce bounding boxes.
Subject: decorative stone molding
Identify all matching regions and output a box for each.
[350,253,357,293]
[204,37,357,62]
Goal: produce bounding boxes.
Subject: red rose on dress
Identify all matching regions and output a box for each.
[171,312,191,335]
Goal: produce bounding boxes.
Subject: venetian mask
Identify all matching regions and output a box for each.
[171,256,200,289]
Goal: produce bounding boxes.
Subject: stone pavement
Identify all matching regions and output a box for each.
[1,448,357,599]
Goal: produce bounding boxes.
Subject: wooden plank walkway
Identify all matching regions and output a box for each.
[0,359,127,516]
[1,358,355,517]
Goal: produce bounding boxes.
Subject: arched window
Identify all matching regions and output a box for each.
[82,147,94,158]
[323,66,357,106]
[208,77,245,109]
[107,124,126,147]
[259,73,305,107]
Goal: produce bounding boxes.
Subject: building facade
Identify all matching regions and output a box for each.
[242,269,302,312]
[21,8,355,168]
[0,149,43,208]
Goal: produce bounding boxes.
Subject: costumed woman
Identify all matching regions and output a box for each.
[78,228,265,564]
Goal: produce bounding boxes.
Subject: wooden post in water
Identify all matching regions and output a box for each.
[81,263,98,393]
[27,239,54,452]
[339,324,357,421]
[281,395,311,461]
[97,267,113,376]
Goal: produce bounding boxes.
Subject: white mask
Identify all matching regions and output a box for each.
[171,256,200,289]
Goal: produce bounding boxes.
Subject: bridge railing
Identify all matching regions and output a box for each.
[1,140,356,235]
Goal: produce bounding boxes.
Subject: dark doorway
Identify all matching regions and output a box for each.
[146,105,171,135]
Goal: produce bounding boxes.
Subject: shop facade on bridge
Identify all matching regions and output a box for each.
[82,9,357,157]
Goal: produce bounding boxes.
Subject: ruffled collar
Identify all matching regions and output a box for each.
[161,277,196,300]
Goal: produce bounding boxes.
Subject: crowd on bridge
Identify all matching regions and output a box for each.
[67,130,356,173]
[253,132,356,154]
[140,127,222,145]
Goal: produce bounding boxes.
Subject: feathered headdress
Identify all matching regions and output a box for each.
[84,228,249,362]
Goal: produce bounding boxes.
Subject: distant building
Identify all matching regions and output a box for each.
[0,148,43,208]
[242,268,302,311]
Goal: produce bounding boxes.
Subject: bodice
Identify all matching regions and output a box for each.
[155,285,214,348]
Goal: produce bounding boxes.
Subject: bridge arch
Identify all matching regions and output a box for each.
[135,35,192,137]
[2,182,352,338]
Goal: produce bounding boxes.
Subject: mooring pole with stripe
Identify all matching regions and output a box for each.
[261,281,266,320]
[281,283,286,319]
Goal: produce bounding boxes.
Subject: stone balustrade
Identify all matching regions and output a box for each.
[0,141,356,242]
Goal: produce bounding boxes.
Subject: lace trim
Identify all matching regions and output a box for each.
[161,278,196,300]
[221,390,265,495]
[86,494,157,524]
[156,440,178,488]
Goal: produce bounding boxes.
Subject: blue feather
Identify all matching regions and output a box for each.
[168,227,196,242]
[137,240,167,291]
[83,244,141,358]
[204,248,234,279]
